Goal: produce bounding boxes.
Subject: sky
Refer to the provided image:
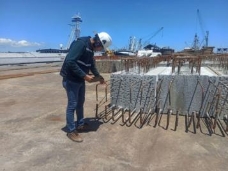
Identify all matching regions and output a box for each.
[0,0,228,52]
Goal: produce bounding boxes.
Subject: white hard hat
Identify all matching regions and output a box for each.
[97,32,112,51]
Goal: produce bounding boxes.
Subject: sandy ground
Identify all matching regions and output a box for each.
[0,66,228,171]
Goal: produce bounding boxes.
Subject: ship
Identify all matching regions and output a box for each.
[181,46,214,55]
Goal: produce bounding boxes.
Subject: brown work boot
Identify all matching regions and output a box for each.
[77,123,90,132]
[67,130,83,142]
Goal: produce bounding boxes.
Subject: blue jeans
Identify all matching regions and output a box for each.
[62,79,85,132]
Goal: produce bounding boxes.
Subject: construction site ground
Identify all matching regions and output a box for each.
[0,64,228,171]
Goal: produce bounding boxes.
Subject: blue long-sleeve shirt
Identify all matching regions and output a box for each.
[60,36,100,82]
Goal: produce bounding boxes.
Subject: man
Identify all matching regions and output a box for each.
[60,32,112,142]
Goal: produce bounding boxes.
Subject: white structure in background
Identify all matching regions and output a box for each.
[128,27,164,57]
[59,44,63,49]
[129,36,137,52]
[66,13,82,49]
[137,49,161,57]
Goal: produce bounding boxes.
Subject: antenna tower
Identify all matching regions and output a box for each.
[67,13,82,49]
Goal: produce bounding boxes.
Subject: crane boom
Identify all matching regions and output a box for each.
[197,9,209,47]
[144,27,164,43]
[138,27,164,49]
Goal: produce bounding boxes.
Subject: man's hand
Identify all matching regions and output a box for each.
[84,74,94,82]
[98,75,105,84]
[85,75,105,83]
[99,78,105,84]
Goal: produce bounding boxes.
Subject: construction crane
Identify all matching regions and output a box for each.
[192,33,200,50]
[138,27,164,50]
[197,9,209,47]
[193,9,209,49]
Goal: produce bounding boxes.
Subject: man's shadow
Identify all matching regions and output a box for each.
[61,117,103,133]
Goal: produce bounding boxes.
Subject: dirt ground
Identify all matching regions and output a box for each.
[0,65,228,171]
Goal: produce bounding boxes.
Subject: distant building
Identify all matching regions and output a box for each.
[217,48,228,54]
[36,49,68,53]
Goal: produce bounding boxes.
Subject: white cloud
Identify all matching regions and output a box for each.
[0,38,41,47]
